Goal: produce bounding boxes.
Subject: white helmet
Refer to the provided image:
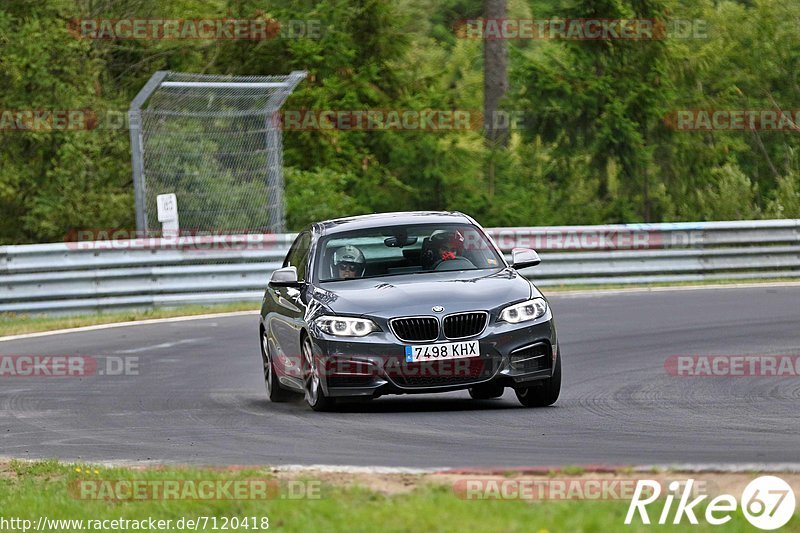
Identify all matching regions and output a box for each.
[331,245,366,277]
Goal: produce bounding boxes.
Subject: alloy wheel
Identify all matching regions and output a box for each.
[303,337,320,406]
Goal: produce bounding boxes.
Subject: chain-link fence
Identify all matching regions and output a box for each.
[129,71,306,235]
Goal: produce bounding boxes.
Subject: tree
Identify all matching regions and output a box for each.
[512,0,675,222]
[483,0,508,198]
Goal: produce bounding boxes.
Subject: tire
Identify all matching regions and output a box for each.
[302,335,336,412]
[468,383,505,399]
[515,355,561,407]
[260,328,292,402]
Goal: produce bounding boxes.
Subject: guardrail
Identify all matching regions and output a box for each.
[1,219,798,314]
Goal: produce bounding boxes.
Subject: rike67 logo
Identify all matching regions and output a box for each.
[625,476,796,530]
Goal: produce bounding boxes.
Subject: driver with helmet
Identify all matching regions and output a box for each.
[332,245,366,279]
[423,229,465,269]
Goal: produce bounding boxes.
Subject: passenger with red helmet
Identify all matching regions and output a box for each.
[422,229,465,269]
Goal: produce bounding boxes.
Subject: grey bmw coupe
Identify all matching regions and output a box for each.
[259,211,560,411]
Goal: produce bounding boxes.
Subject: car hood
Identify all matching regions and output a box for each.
[314,268,537,318]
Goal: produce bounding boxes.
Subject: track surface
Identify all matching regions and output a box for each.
[1,286,799,467]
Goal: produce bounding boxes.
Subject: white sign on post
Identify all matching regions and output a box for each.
[156,193,179,236]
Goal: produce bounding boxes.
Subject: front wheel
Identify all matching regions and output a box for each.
[302,335,336,412]
[261,329,293,402]
[515,355,561,407]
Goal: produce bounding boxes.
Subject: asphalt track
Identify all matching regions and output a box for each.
[1,285,799,468]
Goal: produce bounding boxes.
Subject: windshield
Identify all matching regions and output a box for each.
[316,223,504,282]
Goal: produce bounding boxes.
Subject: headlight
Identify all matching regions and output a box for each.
[498,298,548,324]
[314,316,379,337]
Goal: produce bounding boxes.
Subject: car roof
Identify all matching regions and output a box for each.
[313,211,475,236]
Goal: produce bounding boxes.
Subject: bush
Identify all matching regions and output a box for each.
[285,167,368,230]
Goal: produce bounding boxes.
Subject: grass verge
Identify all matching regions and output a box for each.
[0,302,258,337]
[0,461,797,532]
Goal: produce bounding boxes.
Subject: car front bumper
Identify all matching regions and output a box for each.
[310,314,559,398]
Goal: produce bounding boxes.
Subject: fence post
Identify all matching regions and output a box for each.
[129,71,169,235]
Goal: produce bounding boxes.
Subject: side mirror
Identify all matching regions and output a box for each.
[511,248,541,269]
[269,266,300,286]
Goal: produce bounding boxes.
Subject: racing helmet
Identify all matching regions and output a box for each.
[331,245,366,277]
[422,229,465,268]
[430,230,465,255]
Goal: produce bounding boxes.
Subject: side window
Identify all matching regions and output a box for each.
[283,232,311,281]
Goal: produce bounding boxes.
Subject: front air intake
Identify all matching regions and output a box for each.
[390,317,439,342]
[443,312,488,339]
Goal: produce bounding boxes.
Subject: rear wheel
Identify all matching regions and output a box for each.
[468,383,505,399]
[302,335,336,412]
[515,355,561,407]
[261,328,292,402]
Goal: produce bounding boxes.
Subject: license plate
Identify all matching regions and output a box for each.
[405,340,480,362]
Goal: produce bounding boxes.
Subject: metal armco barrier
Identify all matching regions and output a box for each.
[1,219,798,314]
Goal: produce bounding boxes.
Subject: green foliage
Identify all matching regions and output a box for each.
[285,167,367,229]
[767,173,800,218]
[1,0,799,244]
[695,163,760,221]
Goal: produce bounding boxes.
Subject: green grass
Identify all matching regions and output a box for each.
[0,461,797,532]
[0,302,258,337]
